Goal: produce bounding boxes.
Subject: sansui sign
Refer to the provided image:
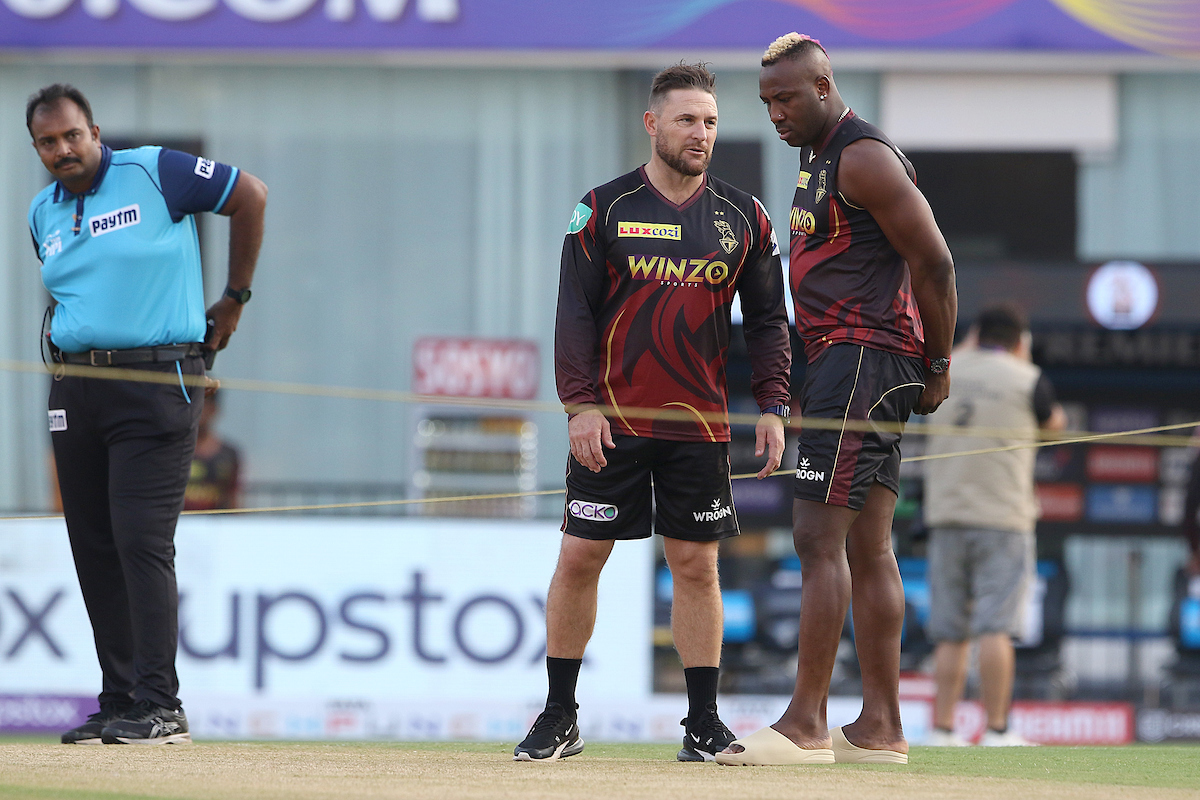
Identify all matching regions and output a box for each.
[413,337,539,400]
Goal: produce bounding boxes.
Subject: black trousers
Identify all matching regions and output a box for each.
[49,355,204,710]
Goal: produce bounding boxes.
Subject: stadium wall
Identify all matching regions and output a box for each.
[1,60,1200,511]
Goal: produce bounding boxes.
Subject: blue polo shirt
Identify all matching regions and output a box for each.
[28,145,240,352]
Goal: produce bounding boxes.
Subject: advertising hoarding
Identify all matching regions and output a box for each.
[2,0,1195,54]
[0,517,652,728]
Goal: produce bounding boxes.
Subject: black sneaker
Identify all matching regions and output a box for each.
[513,702,584,761]
[61,703,134,744]
[678,707,735,762]
[100,700,191,745]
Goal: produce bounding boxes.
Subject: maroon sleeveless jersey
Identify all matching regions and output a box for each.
[789,111,925,363]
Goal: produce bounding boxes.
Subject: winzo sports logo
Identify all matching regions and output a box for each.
[693,498,733,523]
[568,500,618,522]
[796,458,826,482]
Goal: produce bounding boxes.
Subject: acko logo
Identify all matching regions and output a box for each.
[796,457,825,482]
[627,256,729,285]
[617,222,681,240]
[88,204,140,237]
[790,207,816,236]
[568,500,618,521]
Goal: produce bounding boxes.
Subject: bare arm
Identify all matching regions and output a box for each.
[206,171,268,352]
[839,139,957,414]
[1041,404,1068,432]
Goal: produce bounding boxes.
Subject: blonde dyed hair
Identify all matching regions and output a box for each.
[761,32,827,66]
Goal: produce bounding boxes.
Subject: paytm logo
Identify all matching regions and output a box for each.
[194,157,215,179]
[568,500,618,522]
[89,204,140,237]
[618,221,681,240]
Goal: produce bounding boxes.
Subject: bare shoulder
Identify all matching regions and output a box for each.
[839,138,913,208]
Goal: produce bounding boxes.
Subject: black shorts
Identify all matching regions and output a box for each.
[562,435,739,542]
[794,344,925,511]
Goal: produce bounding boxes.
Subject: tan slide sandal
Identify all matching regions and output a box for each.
[714,727,835,766]
[830,726,908,764]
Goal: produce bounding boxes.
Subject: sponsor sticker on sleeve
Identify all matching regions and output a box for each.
[48,409,67,432]
[567,202,592,234]
[194,157,216,179]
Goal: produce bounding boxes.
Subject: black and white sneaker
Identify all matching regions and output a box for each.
[100,700,191,745]
[61,703,135,744]
[677,707,735,762]
[513,702,584,762]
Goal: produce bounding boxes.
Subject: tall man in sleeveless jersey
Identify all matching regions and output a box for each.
[718,34,957,765]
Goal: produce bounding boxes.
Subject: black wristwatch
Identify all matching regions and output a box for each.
[925,356,950,375]
[761,404,791,419]
[224,285,252,305]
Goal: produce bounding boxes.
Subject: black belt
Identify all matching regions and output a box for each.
[53,342,205,367]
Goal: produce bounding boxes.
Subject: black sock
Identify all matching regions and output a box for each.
[546,657,582,714]
[989,726,1007,734]
[684,666,720,725]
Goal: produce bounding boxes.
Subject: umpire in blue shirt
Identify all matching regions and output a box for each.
[26,84,267,745]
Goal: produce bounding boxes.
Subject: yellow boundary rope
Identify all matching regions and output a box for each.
[0,358,1195,521]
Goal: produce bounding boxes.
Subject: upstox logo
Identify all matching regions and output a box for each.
[568,500,618,522]
[627,256,729,285]
[790,207,816,236]
[796,458,825,482]
[89,204,140,237]
[618,221,681,240]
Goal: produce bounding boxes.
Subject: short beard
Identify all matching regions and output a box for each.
[655,136,708,177]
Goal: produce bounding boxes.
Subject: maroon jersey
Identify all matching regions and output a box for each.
[790,111,925,363]
[556,167,791,442]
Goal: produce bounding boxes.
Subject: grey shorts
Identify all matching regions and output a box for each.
[927,527,1034,642]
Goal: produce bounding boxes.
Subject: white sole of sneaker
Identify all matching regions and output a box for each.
[109,733,192,745]
[63,738,104,745]
[513,737,584,762]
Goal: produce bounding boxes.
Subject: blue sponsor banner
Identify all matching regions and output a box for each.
[3,0,1197,54]
[1086,484,1158,523]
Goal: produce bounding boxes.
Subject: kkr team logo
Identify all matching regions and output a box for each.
[568,500,618,522]
[796,457,826,482]
[618,221,681,240]
[713,220,738,254]
[627,255,729,285]
[815,170,828,204]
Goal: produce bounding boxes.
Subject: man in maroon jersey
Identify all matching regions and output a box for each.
[718,35,956,766]
[514,63,792,763]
